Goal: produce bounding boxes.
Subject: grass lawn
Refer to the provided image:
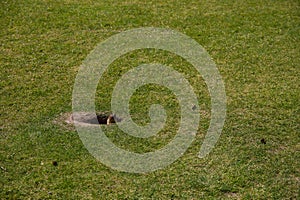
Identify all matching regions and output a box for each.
[1,0,299,199]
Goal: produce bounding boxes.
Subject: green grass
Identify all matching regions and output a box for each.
[1,0,299,199]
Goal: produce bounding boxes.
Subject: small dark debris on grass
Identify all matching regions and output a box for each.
[52,161,58,166]
[260,138,266,144]
[192,105,197,111]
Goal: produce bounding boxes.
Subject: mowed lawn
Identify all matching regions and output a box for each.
[1,0,299,199]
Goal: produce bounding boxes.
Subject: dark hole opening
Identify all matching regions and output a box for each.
[71,112,121,125]
[97,113,116,124]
